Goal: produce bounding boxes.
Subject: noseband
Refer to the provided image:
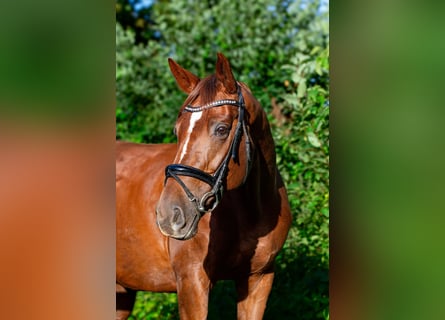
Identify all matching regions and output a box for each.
[164,85,252,214]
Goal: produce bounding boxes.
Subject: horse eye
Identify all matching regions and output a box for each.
[215,125,229,137]
[173,127,177,136]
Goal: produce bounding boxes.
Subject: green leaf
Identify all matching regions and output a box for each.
[307,131,322,147]
[297,81,307,98]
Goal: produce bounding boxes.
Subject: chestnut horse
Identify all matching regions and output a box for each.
[116,53,291,320]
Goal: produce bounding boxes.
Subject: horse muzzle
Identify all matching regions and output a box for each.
[155,201,201,240]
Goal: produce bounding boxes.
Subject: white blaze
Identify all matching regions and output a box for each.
[178,111,203,162]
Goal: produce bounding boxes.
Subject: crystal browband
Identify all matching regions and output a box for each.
[184,99,240,112]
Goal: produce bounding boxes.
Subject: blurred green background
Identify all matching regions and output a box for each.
[0,0,113,124]
[116,0,329,319]
[331,1,445,319]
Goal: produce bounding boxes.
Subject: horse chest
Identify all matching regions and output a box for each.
[206,227,276,279]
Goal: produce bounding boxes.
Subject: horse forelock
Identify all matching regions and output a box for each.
[178,75,218,115]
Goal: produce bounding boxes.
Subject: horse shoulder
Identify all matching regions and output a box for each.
[116,142,178,292]
[250,187,292,273]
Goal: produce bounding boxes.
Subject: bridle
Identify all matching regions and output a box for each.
[164,84,252,214]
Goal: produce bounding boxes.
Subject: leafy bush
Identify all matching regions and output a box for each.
[116,23,179,143]
[151,0,326,106]
[268,44,329,320]
[129,292,178,320]
[116,0,328,143]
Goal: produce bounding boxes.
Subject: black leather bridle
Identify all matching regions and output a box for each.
[164,84,252,214]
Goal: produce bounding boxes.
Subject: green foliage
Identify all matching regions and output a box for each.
[129,292,178,320]
[269,44,329,320]
[116,23,180,142]
[116,0,329,319]
[116,0,156,43]
[152,0,325,105]
[116,0,327,144]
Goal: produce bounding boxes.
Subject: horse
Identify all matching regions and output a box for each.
[116,53,292,320]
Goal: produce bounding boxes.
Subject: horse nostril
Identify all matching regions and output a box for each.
[171,206,186,231]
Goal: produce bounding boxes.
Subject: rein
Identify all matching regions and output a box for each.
[165,85,252,214]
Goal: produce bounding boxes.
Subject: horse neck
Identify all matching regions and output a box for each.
[248,105,280,197]
[225,119,280,226]
[241,87,278,182]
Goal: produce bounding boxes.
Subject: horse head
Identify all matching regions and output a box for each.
[156,53,255,240]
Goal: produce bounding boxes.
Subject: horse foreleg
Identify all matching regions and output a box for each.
[116,284,136,320]
[235,272,275,320]
[175,270,211,320]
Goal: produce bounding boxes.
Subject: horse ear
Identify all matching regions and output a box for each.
[215,53,237,94]
[168,58,200,94]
